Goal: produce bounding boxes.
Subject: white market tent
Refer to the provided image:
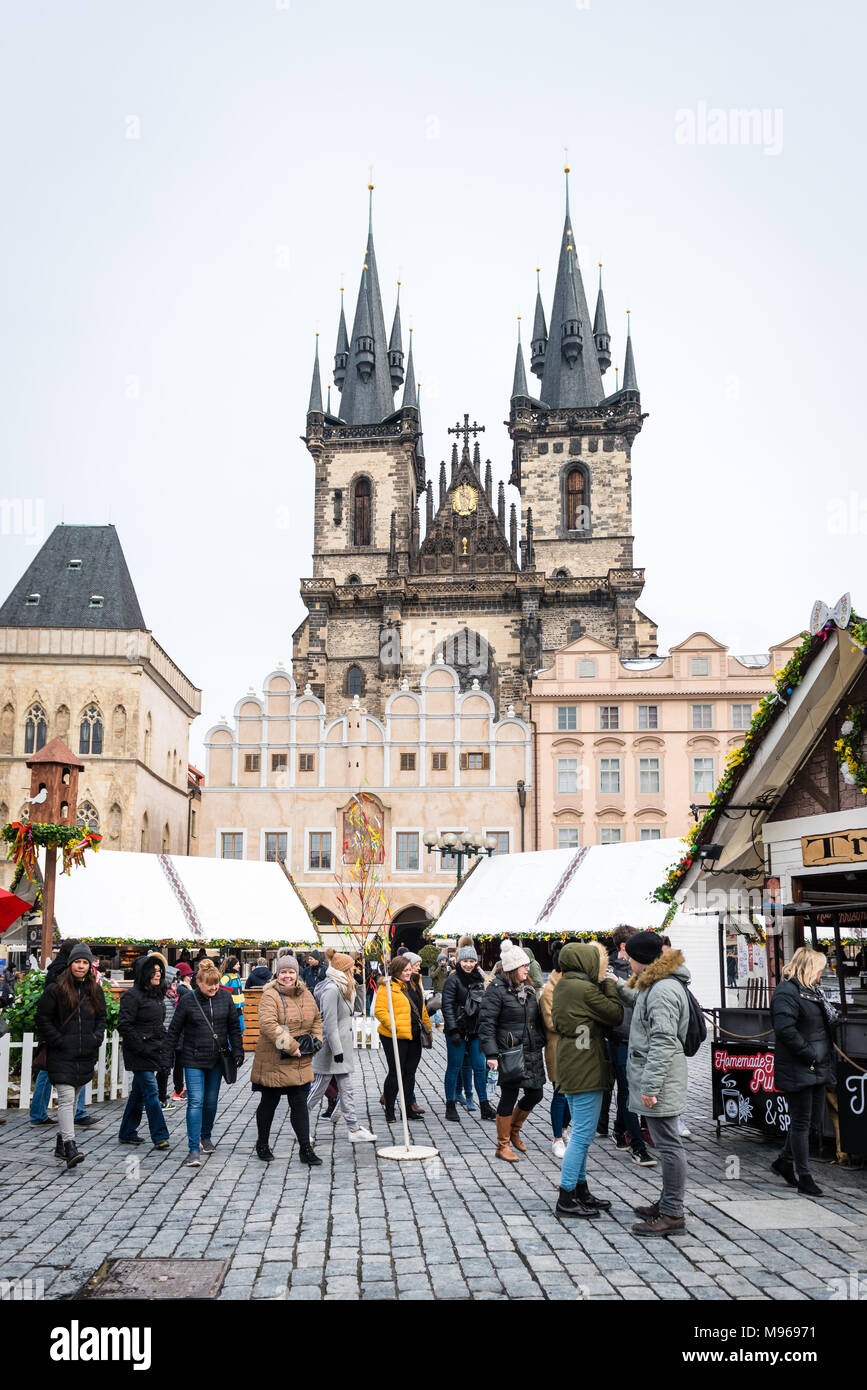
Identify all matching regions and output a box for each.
[53,851,321,948]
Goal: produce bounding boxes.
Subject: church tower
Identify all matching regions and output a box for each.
[508,163,656,657]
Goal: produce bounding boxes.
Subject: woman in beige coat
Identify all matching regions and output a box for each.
[538,946,570,1159]
[251,952,323,1164]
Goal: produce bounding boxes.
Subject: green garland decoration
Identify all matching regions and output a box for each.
[833,703,867,795]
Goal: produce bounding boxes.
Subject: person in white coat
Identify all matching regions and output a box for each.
[307,948,377,1143]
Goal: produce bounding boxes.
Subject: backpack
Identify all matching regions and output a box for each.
[673,978,707,1057]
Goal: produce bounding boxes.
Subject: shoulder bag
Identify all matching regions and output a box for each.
[191,992,238,1084]
[33,999,81,1072]
[278,993,322,1058]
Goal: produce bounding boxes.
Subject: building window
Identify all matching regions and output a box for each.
[691,704,713,730]
[600,757,621,793]
[347,665,363,697]
[600,827,622,845]
[693,757,715,795]
[638,757,660,794]
[24,703,48,754]
[221,832,243,860]
[690,657,709,676]
[89,595,104,609]
[460,752,489,771]
[439,833,461,871]
[25,593,39,606]
[431,751,448,771]
[76,801,99,832]
[570,621,582,641]
[399,752,416,771]
[299,753,315,773]
[557,758,579,794]
[67,559,81,570]
[490,831,510,855]
[308,831,332,870]
[731,703,753,729]
[637,704,659,730]
[640,827,662,841]
[578,659,597,678]
[265,832,288,862]
[598,705,620,730]
[557,706,577,731]
[78,704,104,756]
[353,478,371,546]
[244,753,260,772]
[395,832,419,871]
[557,827,580,849]
[271,753,288,771]
[565,467,587,530]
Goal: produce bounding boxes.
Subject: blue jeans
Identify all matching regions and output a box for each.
[550,1085,569,1139]
[30,1069,87,1122]
[184,1065,222,1154]
[444,1036,487,1103]
[609,1040,643,1150]
[561,1091,605,1190]
[119,1070,169,1144]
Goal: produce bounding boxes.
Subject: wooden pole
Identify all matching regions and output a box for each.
[41,844,57,967]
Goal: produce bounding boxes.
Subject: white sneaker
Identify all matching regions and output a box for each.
[347,1128,378,1143]
[677,1118,691,1138]
[552,1138,567,1159]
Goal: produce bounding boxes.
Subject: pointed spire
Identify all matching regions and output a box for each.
[484,460,493,503]
[333,287,349,390]
[473,440,482,477]
[307,334,323,414]
[522,507,536,570]
[622,310,638,393]
[593,263,611,374]
[512,318,530,399]
[537,174,604,408]
[439,460,447,506]
[326,383,332,414]
[401,327,417,409]
[425,480,434,531]
[561,237,583,366]
[497,480,506,530]
[415,384,425,464]
[509,503,518,559]
[531,266,548,380]
[450,442,459,481]
[387,511,398,574]
[388,282,404,389]
[338,183,396,424]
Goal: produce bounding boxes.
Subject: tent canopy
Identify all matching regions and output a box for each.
[435,838,687,940]
[54,851,321,947]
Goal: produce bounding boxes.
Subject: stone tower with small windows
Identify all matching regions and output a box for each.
[295,178,657,721]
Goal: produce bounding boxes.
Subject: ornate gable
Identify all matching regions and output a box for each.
[418,457,517,578]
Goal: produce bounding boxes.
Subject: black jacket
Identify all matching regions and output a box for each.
[164,986,243,1070]
[771,977,836,1092]
[35,974,106,1087]
[478,975,546,1090]
[117,955,167,1072]
[607,953,635,1044]
[301,960,327,991]
[442,965,486,1039]
[245,967,272,990]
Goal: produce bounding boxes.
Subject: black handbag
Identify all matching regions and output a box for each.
[293,1032,323,1057]
[498,1032,527,1086]
[191,992,238,1084]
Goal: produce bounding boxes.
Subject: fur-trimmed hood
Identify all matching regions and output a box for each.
[627,949,688,991]
[559,940,609,984]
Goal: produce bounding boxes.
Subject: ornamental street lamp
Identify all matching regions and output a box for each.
[423,829,497,883]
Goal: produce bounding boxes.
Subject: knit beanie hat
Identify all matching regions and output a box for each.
[66,943,94,966]
[499,939,530,973]
[625,931,663,965]
[457,945,478,963]
[274,952,300,976]
[402,951,422,966]
[327,949,355,973]
[176,962,193,977]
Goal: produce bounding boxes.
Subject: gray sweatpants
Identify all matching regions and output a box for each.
[645,1113,687,1217]
[56,1084,77,1143]
[307,1072,359,1131]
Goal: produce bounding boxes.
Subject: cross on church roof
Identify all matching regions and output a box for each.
[447,413,485,450]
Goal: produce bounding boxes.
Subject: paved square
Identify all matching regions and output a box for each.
[1,1035,864,1301]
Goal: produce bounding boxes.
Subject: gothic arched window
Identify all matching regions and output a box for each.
[24,703,47,754]
[565,468,587,531]
[347,665,363,697]
[353,478,372,547]
[76,800,99,832]
[78,704,103,756]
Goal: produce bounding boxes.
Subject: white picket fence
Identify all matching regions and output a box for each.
[352,1016,380,1049]
[0,1031,129,1110]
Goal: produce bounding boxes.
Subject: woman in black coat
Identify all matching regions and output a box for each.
[117,954,170,1149]
[442,946,496,1122]
[34,943,105,1170]
[164,958,243,1165]
[478,941,546,1163]
[770,947,836,1196]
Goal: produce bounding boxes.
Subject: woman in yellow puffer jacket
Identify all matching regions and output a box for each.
[375,956,431,1122]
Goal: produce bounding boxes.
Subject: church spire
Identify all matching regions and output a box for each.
[536,163,605,408]
[530,267,548,380]
[622,310,638,393]
[333,287,348,390]
[484,460,493,504]
[401,327,417,409]
[388,282,405,389]
[439,459,447,506]
[337,181,398,424]
[593,263,611,375]
[307,333,323,414]
[415,382,425,464]
[511,318,530,399]
[425,479,434,531]
[497,479,506,530]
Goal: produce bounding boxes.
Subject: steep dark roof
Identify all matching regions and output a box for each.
[0,525,147,629]
[538,208,605,409]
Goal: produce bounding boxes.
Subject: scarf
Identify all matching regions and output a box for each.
[512,979,534,1006]
[806,982,839,1026]
[326,964,355,1005]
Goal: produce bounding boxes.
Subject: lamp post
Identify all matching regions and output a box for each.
[423,829,497,883]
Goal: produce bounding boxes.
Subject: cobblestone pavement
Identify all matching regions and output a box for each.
[1,1036,865,1301]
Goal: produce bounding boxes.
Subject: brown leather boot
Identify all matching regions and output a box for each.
[631,1212,685,1237]
[496,1114,520,1162]
[510,1107,531,1153]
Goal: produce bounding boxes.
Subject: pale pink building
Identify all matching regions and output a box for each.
[529,631,800,849]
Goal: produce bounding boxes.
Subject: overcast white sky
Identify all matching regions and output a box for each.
[2,0,865,762]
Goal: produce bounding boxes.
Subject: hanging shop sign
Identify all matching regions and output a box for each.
[801,831,867,867]
[836,1059,867,1153]
[712,1044,791,1135]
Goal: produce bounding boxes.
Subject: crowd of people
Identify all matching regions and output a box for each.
[16,929,838,1232]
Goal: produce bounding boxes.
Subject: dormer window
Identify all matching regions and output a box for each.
[89,595,104,609]
[67,559,82,570]
[25,593,40,606]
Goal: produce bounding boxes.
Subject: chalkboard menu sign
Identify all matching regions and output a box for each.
[836,1058,867,1152]
[712,1044,791,1135]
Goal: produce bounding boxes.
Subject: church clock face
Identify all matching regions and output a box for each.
[452,483,478,517]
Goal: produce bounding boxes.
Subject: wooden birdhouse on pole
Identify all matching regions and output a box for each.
[25,737,85,964]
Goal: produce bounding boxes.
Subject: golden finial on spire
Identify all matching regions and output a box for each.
[368,163,374,190]
[563,145,570,174]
